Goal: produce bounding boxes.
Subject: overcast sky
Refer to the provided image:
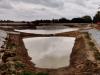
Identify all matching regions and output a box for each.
[0,0,100,21]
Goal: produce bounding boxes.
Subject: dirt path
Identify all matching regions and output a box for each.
[82,34,96,62]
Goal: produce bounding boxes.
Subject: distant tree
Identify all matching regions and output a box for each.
[82,16,92,23]
[0,20,14,23]
[22,21,26,23]
[71,16,92,23]
[33,20,39,25]
[59,18,70,23]
[32,18,70,23]
[93,11,100,23]
[52,19,59,23]
[71,17,84,23]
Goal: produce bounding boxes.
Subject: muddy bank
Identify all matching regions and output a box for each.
[19,31,81,39]
[6,31,100,75]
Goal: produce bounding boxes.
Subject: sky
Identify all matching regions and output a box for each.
[0,0,100,21]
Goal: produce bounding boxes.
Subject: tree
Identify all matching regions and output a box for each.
[52,19,59,23]
[59,18,70,23]
[71,16,92,23]
[71,17,84,23]
[82,16,92,23]
[93,11,100,23]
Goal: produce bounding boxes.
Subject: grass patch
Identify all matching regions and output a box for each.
[20,71,49,75]
[20,71,35,75]
[15,62,25,68]
[36,72,49,75]
[94,51,100,60]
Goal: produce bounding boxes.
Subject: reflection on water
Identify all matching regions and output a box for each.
[88,29,100,47]
[15,28,78,34]
[23,37,75,69]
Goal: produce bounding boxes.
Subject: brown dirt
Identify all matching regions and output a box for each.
[7,31,100,75]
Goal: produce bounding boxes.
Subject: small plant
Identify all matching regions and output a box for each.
[20,71,49,75]
[15,62,25,68]
[36,72,49,75]
[20,71,35,75]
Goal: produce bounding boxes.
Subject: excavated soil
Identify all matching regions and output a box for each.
[4,30,100,75]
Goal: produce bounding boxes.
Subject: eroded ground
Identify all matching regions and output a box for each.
[0,24,100,75]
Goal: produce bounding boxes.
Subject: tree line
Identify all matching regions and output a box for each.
[0,11,100,24]
[32,11,100,23]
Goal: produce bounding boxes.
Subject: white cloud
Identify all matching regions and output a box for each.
[0,0,13,9]
[12,0,64,8]
[0,0,99,21]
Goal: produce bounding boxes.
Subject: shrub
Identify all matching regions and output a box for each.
[20,71,35,75]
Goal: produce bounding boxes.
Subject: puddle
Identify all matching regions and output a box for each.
[86,29,100,47]
[23,37,75,69]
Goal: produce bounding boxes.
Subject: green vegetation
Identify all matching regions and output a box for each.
[82,15,92,23]
[20,71,49,75]
[6,37,16,50]
[20,71,35,75]
[7,43,16,50]
[93,11,100,23]
[15,62,25,68]
[36,72,48,75]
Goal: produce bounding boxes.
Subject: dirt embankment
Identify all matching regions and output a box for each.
[5,31,100,75]
[55,31,80,37]
[49,34,98,75]
[8,33,36,71]
[19,31,81,38]
[95,26,100,30]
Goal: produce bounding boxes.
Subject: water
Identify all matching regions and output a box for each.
[23,37,75,69]
[36,26,69,30]
[0,30,7,48]
[15,28,78,34]
[0,30,7,63]
[87,29,100,47]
